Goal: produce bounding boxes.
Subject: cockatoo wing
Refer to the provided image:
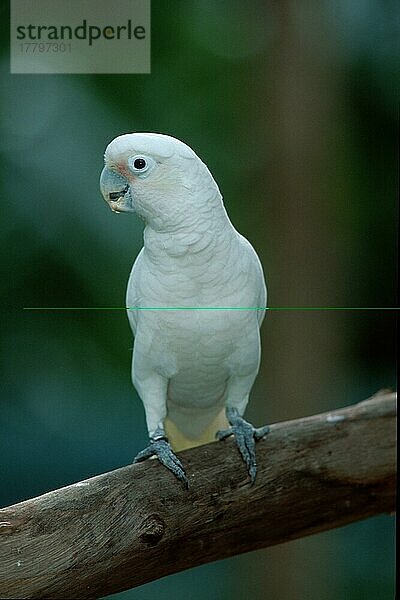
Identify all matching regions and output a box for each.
[237,233,267,326]
[126,248,145,336]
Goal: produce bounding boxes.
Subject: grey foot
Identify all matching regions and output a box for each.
[134,427,188,487]
[216,407,270,484]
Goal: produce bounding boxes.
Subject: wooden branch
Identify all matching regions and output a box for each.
[0,391,396,600]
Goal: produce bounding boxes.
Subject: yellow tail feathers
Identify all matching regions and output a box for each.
[165,408,229,451]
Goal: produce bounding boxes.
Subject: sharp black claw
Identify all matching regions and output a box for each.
[254,425,270,440]
[133,435,188,487]
[217,408,269,485]
[215,428,233,441]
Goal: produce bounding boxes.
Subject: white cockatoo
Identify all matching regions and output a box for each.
[100,133,269,485]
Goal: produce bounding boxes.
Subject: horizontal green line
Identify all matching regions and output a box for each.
[22,306,399,311]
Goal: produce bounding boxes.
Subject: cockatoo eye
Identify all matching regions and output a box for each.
[128,155,156,177]
[134,158,146,169]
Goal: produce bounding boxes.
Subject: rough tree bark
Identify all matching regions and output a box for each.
[0,391,396,600]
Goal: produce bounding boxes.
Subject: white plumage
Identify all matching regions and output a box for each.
[100,133,267,479]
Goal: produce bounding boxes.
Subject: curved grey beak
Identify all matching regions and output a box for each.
[100,167,134,213]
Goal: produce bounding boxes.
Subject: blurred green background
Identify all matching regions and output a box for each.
[0,1,397,599]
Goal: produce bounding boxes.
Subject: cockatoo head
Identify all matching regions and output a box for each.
[100,133,221,230]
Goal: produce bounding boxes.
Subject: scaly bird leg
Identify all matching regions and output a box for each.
[134,426,188,487]
[216,407,270,484]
